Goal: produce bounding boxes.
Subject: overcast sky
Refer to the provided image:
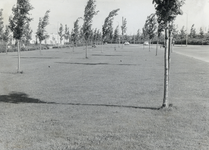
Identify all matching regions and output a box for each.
[1,0,209,35]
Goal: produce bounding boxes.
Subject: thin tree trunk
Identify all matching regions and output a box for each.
[73,42,74,52]
[39,41,42,55]
[101,41,103,53]
[168,29,172,81]
[17,40,21,73]
[85,41,88,58]
[6,43,8,54]
[162,25,169,108]
[156,39,158,56]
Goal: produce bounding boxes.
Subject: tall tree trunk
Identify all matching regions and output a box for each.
[17,40,21,73]
[162,25,169,108]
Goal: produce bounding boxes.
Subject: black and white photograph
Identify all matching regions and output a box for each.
[0,0,209,149]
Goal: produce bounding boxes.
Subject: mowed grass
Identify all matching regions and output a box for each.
[0,44,209,150]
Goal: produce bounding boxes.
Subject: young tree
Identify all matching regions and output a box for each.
[36,10,50,54]
[135,29,141,44]
[102,9,120,46]
[153,0,185,108]
[3,25,10,54]
[9,0,33,73]
[199,27,204,38]
[58,23,64,45]
[189,24,196,38]
[143,13,157,51]
[199,27,204,45]
[0,9,4,42]
[179,26,186,45]
[121,17,127,47]
[82,0,98,58]
[64,24,70,44]
[73,19,80,47]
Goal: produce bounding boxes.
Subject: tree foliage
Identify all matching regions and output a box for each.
[0,9,4,40]
[9,0,33,40]
[135,29,141,43]
[22,22,33,44]
[189,24,196,38]
[152,0,185,28]
[179,26,186,41]
[82,0,98,42]
[113,25,119,43]
[36,10,50,43]
[71,19,80,45]
[199,27,204,38]
[3,25,10,43]
[143,13,157,41]
[64,24,70,42]
[58,23,64,44]
[121,17,127,36]
[102,9,120,42]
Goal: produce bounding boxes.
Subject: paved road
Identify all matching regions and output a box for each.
[173,45,209,63]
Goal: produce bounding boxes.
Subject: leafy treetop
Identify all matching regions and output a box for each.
[82,0,99,41]
[9,0,33,40]
[152,0,185,27]
[102,9,120,41]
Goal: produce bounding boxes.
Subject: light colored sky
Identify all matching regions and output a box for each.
[1,0,209,35]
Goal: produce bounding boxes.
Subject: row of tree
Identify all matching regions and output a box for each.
[141,14,209,48]
[0,0,129,69]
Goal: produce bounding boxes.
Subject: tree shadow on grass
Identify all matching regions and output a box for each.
[60,102,160,110]
[56,62,140,66]
[0,92,160,110]
[0,92,53,104]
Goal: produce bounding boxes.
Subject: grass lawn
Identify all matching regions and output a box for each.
[0,44,209,150]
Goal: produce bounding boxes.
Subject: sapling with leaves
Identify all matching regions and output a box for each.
[36,10,50,54]
[121,17,127,48]
[64,24,70,44]
[82,0,99,58]
[102,9,119,51]
[73,19,80,47]
[58,23,64,45]
[3,25,10,54]
[189,24,196,38]
[102,8,120,42]
[143,13,157,51]
[0,9,4,42]
[9,0,33,73]
[153,0,185,108]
